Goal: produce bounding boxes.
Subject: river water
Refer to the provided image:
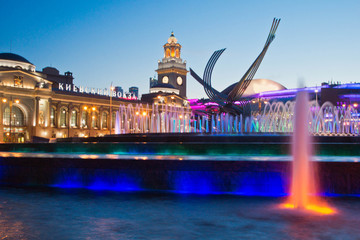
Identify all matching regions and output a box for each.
[1,187,360,239]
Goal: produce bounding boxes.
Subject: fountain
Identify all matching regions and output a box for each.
[0,91,360,199]
[111,98,360,136]
[281,90,335,215]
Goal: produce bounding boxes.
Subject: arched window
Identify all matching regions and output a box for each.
[170,47,175,57]
[70,110,78,127]
[165,48,170,58]
[3,106,25,126]
[81,111,88,128]
[175,49,180,58]
[92,112,99,128]
[50,107,56,127]
[59,108,67,127]
[101,112,108,129]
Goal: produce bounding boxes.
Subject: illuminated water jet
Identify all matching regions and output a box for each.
[284,91,335,215]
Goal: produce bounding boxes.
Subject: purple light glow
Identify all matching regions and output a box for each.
[335,84,360,89]
[188,99,199,104]
[339,94,360,99]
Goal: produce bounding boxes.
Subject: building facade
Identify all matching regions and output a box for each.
[0,53,143,143]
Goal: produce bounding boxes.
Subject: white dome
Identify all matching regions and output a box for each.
[0,53,36,72]
[242,79,286,97]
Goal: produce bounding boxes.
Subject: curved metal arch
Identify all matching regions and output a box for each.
[227,18,281,102]
[190,18,281,114]
[203,49,227,102]
[190,68,225,101]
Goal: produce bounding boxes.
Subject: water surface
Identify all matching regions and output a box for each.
[0,187,359,239]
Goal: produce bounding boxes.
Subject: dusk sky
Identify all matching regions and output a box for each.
[1,0,359,98]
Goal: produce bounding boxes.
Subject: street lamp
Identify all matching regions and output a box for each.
[109,84,115,135]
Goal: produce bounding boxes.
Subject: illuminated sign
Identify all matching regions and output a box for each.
[58,83,137,100]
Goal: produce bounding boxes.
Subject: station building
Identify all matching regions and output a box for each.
[0,53,142,143]
[0,32,191,142]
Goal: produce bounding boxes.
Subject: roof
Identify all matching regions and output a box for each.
[221,79,287,98]
[0,53,33,64]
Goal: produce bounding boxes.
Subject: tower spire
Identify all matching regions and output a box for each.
[156,32,188,97]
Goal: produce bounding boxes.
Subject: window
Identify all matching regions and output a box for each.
[101,112,108,129]
[91,112,98,128]
[70,110,78,127]
[170,47,175,57]
[59,108,67,127]
[165,48,170,58]
[81,111,88,128]
[3,106,25,126]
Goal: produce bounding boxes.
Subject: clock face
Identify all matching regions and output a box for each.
[162,76,169,84]
[177,76,183,85]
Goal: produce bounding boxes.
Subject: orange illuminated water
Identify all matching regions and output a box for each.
[282,91,335,215]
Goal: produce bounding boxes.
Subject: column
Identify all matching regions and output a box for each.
[56,102,62,128]
[33,97,40,127]
[68,103,72,137]
[0,95,4,142]
[68,104,72,127]
[76,105,81,128]
[108,107,112,131]
[89,108,92,130]
[80,105,85,129]
[46,98,52,128]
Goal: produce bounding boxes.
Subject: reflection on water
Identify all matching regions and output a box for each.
[0,212,26,239]
[1,151,360,162]
[0,187,359,239]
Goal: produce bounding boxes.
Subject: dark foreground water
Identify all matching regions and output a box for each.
[1,188,360,240]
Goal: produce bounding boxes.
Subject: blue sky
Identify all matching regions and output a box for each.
[1,0,359,98]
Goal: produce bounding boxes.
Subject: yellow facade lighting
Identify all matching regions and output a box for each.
[142,111,147,116]
[92,107,96,111]
[83,106,88,110]
[2,98,7,103]
[135,111,139,115]
[14,99,20,104]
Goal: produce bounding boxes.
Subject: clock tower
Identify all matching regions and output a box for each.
[156,32,188,98]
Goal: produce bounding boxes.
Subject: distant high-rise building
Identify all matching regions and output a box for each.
[129,86,139,98]
[149,77,158,88]
[115,86,123,97]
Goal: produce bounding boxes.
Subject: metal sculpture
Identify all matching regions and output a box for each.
[190,18,281,114]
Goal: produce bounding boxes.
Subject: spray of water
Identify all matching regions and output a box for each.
[281,90,335,215]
